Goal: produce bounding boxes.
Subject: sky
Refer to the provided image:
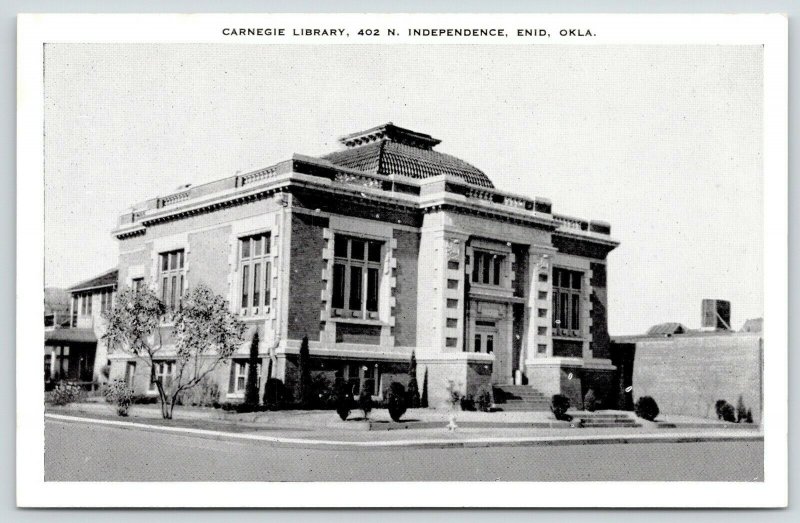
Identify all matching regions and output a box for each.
[43,44,763,335]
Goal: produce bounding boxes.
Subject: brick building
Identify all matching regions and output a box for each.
[109,123,618,408]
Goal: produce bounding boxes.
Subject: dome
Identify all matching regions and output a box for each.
[321,123,494,188]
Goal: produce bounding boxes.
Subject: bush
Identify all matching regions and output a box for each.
[387,382,407,422]
[550,394,572,421]
[477,388,493,412]
[406,377,420,408]
[263,378,290,410]
[131,394,159,405]
[634,396,660,421]
[745,408,753,424]
[334,377,352,421]
[182,376,220,407]
[714,399,728,420]
[583,389,597,412]
[103,379,133,416]
[310,374,336,409]
[736,395,747,423]
[719,402,736,422]
[358,383,373,419]
[49,381,84,406]
[460,395,476,411]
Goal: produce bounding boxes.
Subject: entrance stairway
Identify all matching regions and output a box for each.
[574,412,641,428]
[492,385,551,411]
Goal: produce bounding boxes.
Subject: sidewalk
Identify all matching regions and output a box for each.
[45,400,762,449]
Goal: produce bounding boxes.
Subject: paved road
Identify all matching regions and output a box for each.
[45,419,763,482]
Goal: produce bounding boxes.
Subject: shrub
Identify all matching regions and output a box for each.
[420,369,429,408]
[583,389,597,412]
[103,379,133,416]
[244,331,261,406]
[736,395,747,423]
[719,402,736,422]
[49,381,84,406]
[310,374,337,409]
[550,394,572,421]
[745,408,754,424]
[131,394,159,405]
[477,388,493,412]
[334,377,352,421]
[263,378,290,410]
[358,383,373,419]
[298,336,312,408]
[459,395,476,411]
[634,396,660,421]
[407,350,420,408]
[387,382,407,422]
[182,376,220,407]
[714,399,728,420]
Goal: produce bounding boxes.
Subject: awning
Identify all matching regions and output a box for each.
[45,328,97,344]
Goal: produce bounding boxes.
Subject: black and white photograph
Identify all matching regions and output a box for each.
[17,12,788,508]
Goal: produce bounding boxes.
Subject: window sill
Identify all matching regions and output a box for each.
[552,334,586,341]
[328,316,385,327]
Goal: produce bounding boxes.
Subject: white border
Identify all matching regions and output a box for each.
[17,13,788,508]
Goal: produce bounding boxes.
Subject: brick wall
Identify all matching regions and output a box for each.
[630,334,763,422]
[392,229,420,347]
[287,213,328,341]
[188,226,232,297]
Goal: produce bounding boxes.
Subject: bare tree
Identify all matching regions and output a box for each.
[104,284,245,419]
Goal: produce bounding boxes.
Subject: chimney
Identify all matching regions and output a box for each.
[701,299,731,331]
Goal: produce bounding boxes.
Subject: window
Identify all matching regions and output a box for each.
[159,250,185,312]
[239,233,271,316]
[332,235,383,318]
[132,278,144,292]
[150,361,175,391]
[79,293,92,316]
[552,267,583,337]
[537,326,548,336]
[472,332,495,354]
[446,318,458,328]
[44,353,52,380]
[471,251,504,286]
[99,289,114,313]
[228,360,262,394]
[124,361,137,388]
[537,344,548,354]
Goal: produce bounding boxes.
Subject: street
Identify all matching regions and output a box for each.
[44,419,764,482]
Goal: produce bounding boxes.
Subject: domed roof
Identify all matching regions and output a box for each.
[321,123,494,188]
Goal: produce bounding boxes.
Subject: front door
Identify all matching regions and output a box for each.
[474,321,509,384]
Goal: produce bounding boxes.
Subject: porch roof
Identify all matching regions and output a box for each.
[44,328,97,344]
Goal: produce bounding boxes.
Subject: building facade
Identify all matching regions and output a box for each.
[109,123,618,408]
[44,269,117,388]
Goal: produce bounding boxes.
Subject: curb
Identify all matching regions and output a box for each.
[45,413,764,451]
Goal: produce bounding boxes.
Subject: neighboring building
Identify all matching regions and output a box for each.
[645,322,687,337]
[611,301,763,422]
[44,287,70,330]
[740,318,763,333]
[109,123,619,408]
[44,268,117,388]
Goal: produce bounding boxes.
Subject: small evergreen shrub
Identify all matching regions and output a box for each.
[103,379,133,416]
[720,402,736,422]
[358,383,373,420]
[477,388,493,412]
[263,378,290,410]
[49,381,84,406]
[387,382,407,422]
[459,395,476,411]
[634,396,660,421]
[736,395,747,423]
[715,399,728,420]
[550,394,572,421]
[745,408,753,424]
[583,389,597,412]
[334,377,351,421]
[131,394,159,405]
